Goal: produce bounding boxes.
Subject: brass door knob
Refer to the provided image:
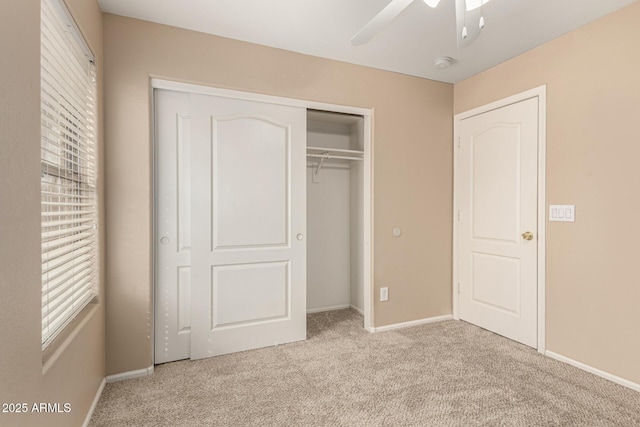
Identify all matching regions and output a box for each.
[521,231,534,241]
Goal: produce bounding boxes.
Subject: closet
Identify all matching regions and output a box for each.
[153,81,371,364]
[306,110,365,319]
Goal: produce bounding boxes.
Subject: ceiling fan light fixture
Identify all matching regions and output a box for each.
[433,56,453,69]
[423,0,441,8]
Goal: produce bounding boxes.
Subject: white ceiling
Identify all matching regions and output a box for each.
[97,0,637,83]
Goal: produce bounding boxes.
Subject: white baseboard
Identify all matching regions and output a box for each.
[82,378,106,427]
[350,304,364,315]
[307,304,351,314]
[105,365,154,383]
[371,314,453,333]
[545,350,640,393]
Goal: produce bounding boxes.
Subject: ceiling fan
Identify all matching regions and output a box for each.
[351,0,491,48]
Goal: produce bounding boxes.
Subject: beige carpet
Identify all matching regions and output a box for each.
[90,309,640,426]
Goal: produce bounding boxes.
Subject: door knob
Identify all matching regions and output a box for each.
[521,231,534,241]
[296,233,304,241]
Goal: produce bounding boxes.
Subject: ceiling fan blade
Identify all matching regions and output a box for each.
[351,0,415,46]
[455,0,482,48]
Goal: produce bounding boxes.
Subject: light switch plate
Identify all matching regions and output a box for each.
[549,205,575,222]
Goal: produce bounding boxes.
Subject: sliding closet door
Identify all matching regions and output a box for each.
[189,93,307,359]
[154,90,192,364]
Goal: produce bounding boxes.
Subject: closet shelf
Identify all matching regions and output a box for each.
[307,146,364,161]
[307,153,364,161]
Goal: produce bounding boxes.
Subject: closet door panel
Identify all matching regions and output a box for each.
[212,261,289,327]
[154,89,192,364]
[190,93,306,359]
[212,117,288,249]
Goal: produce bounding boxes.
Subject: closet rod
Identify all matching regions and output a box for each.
[307,153,364,161]
[307,146,364,155]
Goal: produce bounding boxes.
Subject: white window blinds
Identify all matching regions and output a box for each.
[41,0,98,349]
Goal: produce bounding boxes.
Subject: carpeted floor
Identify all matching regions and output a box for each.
[90,309,640,426]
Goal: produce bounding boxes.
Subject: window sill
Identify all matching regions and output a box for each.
[42,302,100,375]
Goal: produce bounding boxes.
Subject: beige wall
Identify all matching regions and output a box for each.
[103,14,453,375]
[454,3,640,384]
[0,1,105,426]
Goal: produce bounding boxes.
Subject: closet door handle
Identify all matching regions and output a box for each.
[296,234,304,241]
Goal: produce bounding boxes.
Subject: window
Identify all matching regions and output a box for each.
[41,0,98,349]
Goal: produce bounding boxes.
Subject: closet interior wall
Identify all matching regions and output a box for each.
[306,110,364,316]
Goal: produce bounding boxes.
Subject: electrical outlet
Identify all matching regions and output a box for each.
[380,287,389,302]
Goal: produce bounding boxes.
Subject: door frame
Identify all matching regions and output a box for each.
[452,85,547,353]
[150,78,375,364]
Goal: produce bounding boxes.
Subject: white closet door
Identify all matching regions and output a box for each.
[154,90,192,364]
[189,93,307,359]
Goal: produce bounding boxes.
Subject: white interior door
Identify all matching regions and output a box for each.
[457,97,539,348]
[189,93,307,359]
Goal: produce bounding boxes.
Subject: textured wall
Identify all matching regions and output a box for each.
[454,2,640,385]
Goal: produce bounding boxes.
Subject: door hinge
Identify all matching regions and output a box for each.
[457,137,461,148]
[457,210,460,221]
[457,283,460,294]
